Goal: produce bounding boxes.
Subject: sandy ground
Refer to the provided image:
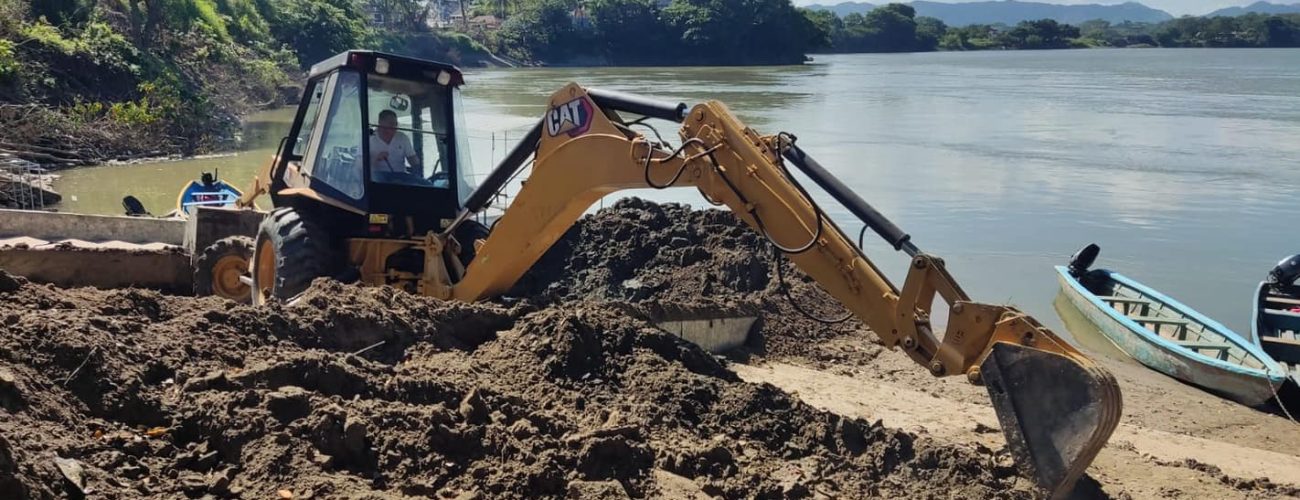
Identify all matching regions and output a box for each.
[739,327,1300,499]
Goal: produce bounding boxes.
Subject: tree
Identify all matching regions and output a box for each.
[861,3,918,52]
[914,16,946,51]
[264,0,369,66]
[588,0,671,64]
[495,0,590,62]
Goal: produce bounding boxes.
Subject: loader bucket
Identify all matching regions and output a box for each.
[979,342,1122,499]
[636,302,760,354]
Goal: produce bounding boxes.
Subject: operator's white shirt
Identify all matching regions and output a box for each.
[369,132,415,173]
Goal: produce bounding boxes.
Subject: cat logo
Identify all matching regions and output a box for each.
[546,97,594,137]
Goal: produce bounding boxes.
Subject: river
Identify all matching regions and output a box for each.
[51,48,1300,337]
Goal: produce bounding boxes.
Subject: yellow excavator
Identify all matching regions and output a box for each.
[223,51,1121,498]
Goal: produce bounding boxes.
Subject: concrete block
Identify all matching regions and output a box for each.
[184,206,265,259]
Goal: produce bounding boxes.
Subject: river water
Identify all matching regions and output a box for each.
[52,49,1300,336]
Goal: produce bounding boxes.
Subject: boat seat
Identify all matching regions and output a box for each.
[1100,295,1154,314]
[1264,309,1300,333]
[1174,340,1231,351]
[1128,315,1188,325]
[1265,295,1300,306]
[1099,295,1151,304]
[1175,340,1233,361]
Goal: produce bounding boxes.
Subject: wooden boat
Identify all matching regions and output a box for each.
[1057,244,1288,406]
[175,171,241,217]
[1251,255,1300,383]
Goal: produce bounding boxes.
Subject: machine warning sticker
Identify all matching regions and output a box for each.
[546,97,594,137]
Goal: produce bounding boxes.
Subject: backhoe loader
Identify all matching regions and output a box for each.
[236,51,1121,498]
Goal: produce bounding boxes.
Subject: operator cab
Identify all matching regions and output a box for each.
[272,50,475,236]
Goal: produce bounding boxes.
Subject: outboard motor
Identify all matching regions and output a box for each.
[1268,254,1300,288]
[1067,243,1101,278]
[122,195,150,217]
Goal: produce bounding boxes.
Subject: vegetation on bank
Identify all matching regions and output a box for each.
[476,0,820,66]
[0,0,491,164]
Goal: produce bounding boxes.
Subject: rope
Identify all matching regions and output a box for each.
[1267,372,1299,424]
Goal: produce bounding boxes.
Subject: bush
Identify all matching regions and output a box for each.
[0,39,18,81]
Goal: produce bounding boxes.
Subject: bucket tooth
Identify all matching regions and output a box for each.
[979,342,1122,499]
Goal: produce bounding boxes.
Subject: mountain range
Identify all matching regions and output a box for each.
[1207,1,1300,16]
[804,1,1300,26]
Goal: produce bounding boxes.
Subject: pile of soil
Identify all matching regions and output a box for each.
[0,199,1033,498]
[514,198,879,366]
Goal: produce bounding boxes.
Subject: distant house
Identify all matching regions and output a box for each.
[571,3,592,29]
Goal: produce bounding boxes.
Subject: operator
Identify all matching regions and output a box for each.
[370,110,421,174]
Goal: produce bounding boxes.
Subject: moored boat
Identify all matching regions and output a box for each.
[1057,244,1288,406]
[176,171,242,217]
[1251,254,1300,385]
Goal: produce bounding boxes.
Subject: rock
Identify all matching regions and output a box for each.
[0,368,18,410]
[278,488,294,499]
[0,271,22,293]
[182,371,231,393]
[120,463,148,479]
[54,456,86,493]
[310,450,334,468]
[179,472,208,493]
[266,386,311,423]
[194,450,219,471]
[458,389,488,424]
[0,435,13,472]
[343,418,368,456]
[566,480,630,499]
[210,468,235,494]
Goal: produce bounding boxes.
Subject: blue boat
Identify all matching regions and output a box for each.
[1057,244,1288,407]
[176,171,242,217]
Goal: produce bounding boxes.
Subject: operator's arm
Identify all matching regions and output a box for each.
[445,84,1119,499]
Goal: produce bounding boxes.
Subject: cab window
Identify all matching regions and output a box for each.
[310,70,364,199]
[366,74,452,188]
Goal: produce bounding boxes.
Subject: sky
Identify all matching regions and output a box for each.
[791,0,1282,17]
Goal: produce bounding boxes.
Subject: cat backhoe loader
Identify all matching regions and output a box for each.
[237,51,1121,498]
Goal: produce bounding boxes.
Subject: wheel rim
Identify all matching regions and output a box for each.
[254,238,276,304]
[211,254,250,300]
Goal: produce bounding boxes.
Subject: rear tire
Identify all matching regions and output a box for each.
[194,236,255,303]
[251,207,341,305]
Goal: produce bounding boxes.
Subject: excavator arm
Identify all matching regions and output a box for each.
[449,84,1120,498]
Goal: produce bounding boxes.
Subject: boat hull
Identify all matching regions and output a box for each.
[1057,267,1282,406]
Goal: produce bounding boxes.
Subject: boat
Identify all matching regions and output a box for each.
[175,171,242,217]
[1251,254,1300,382]
[1056,244,1288,407]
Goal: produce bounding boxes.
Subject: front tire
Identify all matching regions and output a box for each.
[194,236,255,303]
[251,207,341,305]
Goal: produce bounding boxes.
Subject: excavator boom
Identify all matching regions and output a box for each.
[448,84,1121,497]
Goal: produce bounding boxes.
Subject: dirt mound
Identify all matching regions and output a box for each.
[515,198,878,365]
[0,264,1032,498]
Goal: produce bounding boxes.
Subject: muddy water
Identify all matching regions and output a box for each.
[50,49,1300,337]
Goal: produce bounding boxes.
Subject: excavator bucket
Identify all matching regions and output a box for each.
[979,342,1122,499]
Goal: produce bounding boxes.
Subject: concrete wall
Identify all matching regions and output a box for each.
[0,209,185,245]
[0,247,192,293]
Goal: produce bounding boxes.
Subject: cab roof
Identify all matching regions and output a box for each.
[308,50,465,87]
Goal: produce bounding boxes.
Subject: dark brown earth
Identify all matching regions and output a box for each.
[0,199,1035,499]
